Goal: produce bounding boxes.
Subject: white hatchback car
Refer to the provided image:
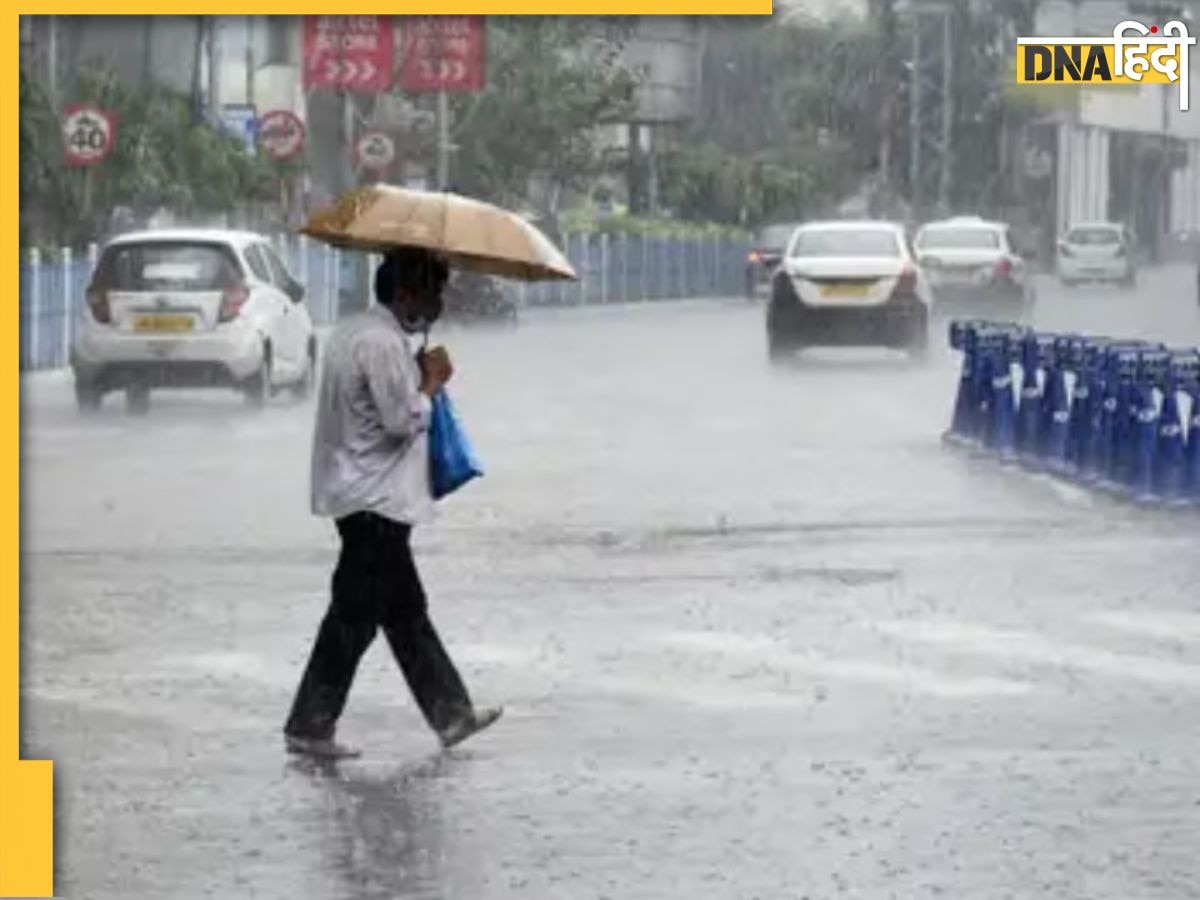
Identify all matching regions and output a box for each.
[766,220,933,360]
[71,229,317,414]
[1056,222,1137,287]
[914,216,1034,316]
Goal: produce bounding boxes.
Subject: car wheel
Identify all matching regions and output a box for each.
[768,329,795,364]
[244,344,272,408]
[291,339,317,401]
[124,385,150,417]
[75,380,102,413]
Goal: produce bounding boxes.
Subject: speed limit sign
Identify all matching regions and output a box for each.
[355,131,395,171]
[62,104,116,167]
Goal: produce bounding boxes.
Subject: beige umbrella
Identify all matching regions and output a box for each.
[299,184,576,282]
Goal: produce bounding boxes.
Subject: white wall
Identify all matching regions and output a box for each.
[1172,142,1200,231]
[1057,122,1111,230]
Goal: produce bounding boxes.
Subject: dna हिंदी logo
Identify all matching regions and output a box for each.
[1016,19,1196,111]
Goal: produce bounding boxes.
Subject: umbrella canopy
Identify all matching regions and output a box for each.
[299,184,576,282]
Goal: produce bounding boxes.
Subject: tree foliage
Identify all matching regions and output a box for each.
[656,17,888,228]
[447,19,640,214]
[20,64,283,248]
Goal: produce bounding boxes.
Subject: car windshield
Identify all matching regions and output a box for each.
[917,228,1001,250]
[756,224,798,249]
[1066,227,1121,245]
[789,228,900,258]
[95,242,242,291]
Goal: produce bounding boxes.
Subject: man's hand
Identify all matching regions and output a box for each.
[419,346,454,396]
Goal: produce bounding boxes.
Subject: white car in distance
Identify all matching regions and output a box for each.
[71,229,317,414]
[914,216,1034,317]
[1056,221,1137,287]
[766,220,933,361]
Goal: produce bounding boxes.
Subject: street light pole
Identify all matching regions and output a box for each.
[437,90,450,189]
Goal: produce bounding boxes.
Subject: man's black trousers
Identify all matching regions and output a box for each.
[285,511,473,740]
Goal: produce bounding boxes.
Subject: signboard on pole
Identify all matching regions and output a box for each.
[355,131,396,171]
[62,105,116,167]
[258,110,306,161]
[400,16,486,93]
[219,104,258,154]
[303,16,394,93]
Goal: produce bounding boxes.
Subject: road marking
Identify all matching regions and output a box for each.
[653,631,1031,698]
[878,619,1200,688]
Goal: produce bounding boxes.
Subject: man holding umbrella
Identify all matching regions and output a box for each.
[283,246,501,759]
[286,185,576,759]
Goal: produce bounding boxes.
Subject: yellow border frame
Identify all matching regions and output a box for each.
[4,6,770,897]
[6,8,55,893]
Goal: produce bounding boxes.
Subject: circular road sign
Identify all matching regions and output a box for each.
[62,105,116,167]
[258,110,306,161]
[356,131,396,171]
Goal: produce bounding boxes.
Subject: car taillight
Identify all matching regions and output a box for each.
[994,257,1013,279]
[86,286,111,324]
[896,267,917,293]
[218,283,249,323]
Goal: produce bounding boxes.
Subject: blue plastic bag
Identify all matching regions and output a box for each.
[428,389,483,500]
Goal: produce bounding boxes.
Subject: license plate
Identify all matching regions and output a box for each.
[821,282,870,298]
[133,314,194,334]
[936,271,974,285]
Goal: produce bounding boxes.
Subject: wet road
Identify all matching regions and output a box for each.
[20,264,1200,899]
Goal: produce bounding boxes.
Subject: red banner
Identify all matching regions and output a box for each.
[303,16,394,93]
[400,16,486,93]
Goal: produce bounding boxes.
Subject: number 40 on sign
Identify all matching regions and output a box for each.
[62,104,117,167]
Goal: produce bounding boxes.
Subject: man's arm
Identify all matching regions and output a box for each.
[359,336,433,440]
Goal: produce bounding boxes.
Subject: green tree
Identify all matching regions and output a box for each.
[446,19,640,219]
[20,64,282,248]
[656,16,887,228]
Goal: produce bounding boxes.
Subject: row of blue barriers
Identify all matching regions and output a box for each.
[945,320,1200,506]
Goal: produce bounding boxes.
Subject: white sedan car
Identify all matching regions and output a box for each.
[766,220,933,360]
[71,229,317,414]
[1056,222,1137,287]
[914,216,1034,316]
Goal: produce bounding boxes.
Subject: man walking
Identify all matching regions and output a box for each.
[284,247,501,760]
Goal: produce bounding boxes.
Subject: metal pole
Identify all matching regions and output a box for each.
[937,7,954,212]
[299,234,309,300]
[245,15,255,106]
[324,244,334,323]
[46,15,58,103]
[437,91,450,189]
[1157,68,1171,262]
[61,247,73,367]
[621,232,629,303]
[600,233,609,303]
[578,235,587,305]
[909,21,922,214]
[207,17,221,119]
[30,249,41,371]
[705,232,715,296]
[342,91,355,192]
[333,248,343,314]
[641,234,648,301]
